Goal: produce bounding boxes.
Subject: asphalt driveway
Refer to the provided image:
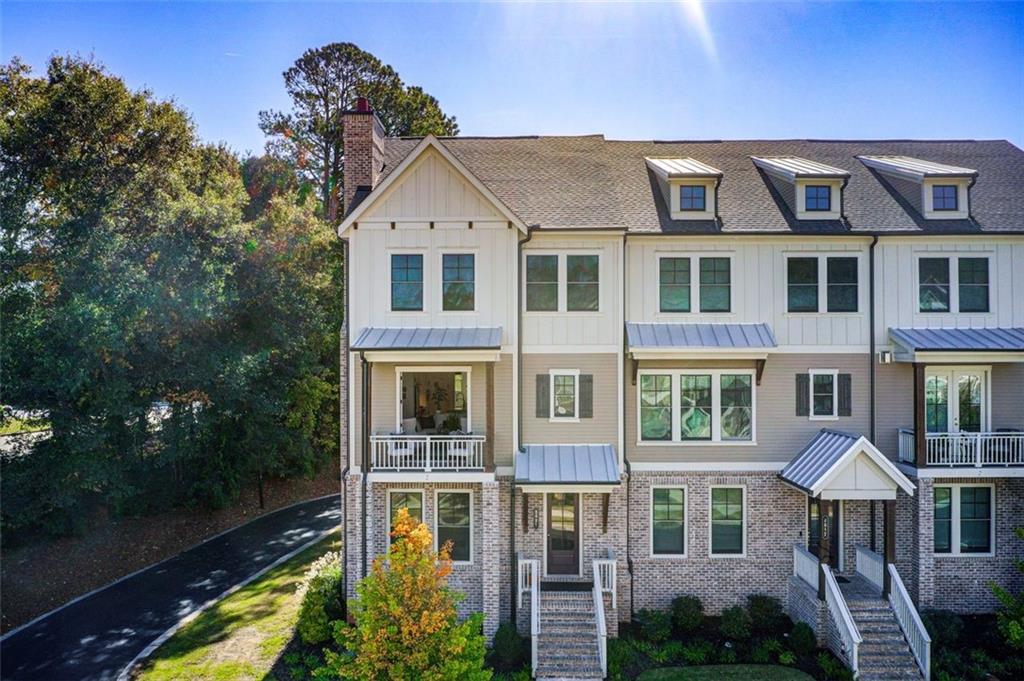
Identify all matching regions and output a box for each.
[0,494,341,681]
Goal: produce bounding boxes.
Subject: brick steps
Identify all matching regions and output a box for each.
[535,591,603,681]
[848,598,923,681]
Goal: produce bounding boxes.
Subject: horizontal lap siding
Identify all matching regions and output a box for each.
[521,353,619,446]
[991,363,1024,429]
[875,361,913,459]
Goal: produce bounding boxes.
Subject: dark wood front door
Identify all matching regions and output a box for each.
[809,498,839,567]
[547,493,580,575]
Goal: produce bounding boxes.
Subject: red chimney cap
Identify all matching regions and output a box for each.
[355,97,370,112]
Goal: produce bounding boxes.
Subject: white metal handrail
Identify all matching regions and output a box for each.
[897,428,1024,467]
[793,543,819,589]
[517,556,540,675]
[592,559,608,678]
[823,564,862,676]
[369,434,485,471]
[888,564,931,681]
[855,545,885,591]
[594,557,617,609]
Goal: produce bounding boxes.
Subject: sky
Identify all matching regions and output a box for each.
[3,1,1023,155]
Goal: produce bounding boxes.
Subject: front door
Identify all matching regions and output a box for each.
[809,498,840,568]
[547,493,580,575]
[925,369,986,434]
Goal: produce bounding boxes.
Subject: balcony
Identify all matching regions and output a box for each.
[369,434,486,471]
[898,428,1024,467]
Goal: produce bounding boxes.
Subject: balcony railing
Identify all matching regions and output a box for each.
[369,434,485,471]
[897,428,1024,467]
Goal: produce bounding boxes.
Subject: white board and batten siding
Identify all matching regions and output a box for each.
[874,238,1024,347]
[625,238,871,351]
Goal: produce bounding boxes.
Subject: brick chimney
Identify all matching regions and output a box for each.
[341,96,384,218]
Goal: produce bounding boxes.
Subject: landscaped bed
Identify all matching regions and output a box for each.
[638,664,815,680]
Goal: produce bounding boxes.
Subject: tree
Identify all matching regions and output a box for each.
[319,508,490,681]
[259,42,458,222]
[990,527,1024,649]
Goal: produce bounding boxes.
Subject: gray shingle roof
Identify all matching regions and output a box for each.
[626,322,777,349]
[779,429,862,494]
[380,136,1024,234]
[889,327,1024,352]
[514,444,619,485]
[351,326,502,350]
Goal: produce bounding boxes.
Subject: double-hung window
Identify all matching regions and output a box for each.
[391,254,423,311]
[550,370,578,420]
[526,255,558,311]
[934,485,993,555]
[436,491,472,562]
[710,487,745,556]
[567,255,599,311]
[932,185,958,211]
[388,491,423,543]
[651,488,686,556]
[638,370,754,444]
[810,369,838,419]
[441,253,474,311]
[786,255,858,313]
[659,257,691,312]
[526,253,600,312]
[958,258,990,313]
[919,256,990,313]
[699,257,731,312]
[787,258,818,312]
[919,257,951,312]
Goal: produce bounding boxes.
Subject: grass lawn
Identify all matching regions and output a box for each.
[0,416,49,435]
[638,665,816,681]
[133,531,340,681]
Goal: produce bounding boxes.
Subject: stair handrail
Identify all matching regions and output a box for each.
[887,563,931,681]
[594,554,617,609]
[822,564,862,676]
[592,558,608,678]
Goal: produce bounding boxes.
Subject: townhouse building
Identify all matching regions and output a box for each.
[337,98,1023,680]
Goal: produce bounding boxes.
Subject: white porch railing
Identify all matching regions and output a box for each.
[888,564,931,681]
[855,545,885,592]
[592,558,610,678]
[793,543,819,589]
[517,555,540,675]
[594,553,617,609]
[823,564,862,676]
[897,428,1024,467]
[369,434,485,471]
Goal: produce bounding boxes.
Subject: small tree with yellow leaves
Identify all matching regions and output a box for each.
[316,507,491,680]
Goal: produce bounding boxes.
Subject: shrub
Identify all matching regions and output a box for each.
[490,622,526,671]
[720,605,752,640]
[747,594,786,634]
[990,528,1024,649]
[818,651,854,681]
[788,621,817,656]
[751,638,783,664]
[671,595,704,634]
[607,638,644,681]
[716,645,738,664]
[922,609,964,648]
[649,640,683,665]
[680,640,714,665]
[779,650,797,666]
[296,551,344,645]
[636,608,672,643]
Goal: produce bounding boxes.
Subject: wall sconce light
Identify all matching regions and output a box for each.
[531,507,540,531]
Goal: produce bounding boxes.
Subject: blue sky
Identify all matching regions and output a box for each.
[4,1,1023,154]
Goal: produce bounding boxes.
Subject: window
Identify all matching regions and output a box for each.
[388,491,423,543]
[680,375,712,440]
[638,370,755,443]
[919,257,950,312]
[652,488,686,556]
[827,258,858,312]
[659,257,691,313]
[805,185,831,212]
[567,255,599,311]
[699,257,731,312]
[453,373,466,412]
[391,254,423,311]
[925,374,949,433]
[550,371,578,420]
[810,370,838,419]
[711,487,744,556]
[436,491,471,562]
[787,257,818,312]
[441,253,474,311]
[526,255,558,311]
[932,185,958,211]
[680,185,706,211]
[934,485,993,555]
[640,374,672,441]
[958,258,989,313]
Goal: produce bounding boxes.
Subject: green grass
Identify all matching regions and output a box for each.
[134,531,340,681]
[0,416,50,435]
[638,665,816,681]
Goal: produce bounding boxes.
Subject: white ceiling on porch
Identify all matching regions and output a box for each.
[780,429,915,500]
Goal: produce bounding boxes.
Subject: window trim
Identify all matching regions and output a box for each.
[932,184,959,212]
[933,483,995,558]
[390,250,426,313]
[804,184,832,212]
[549,369,580,422]
[523,251,602,314]
[387,488,424,545]
[636,368,757,446]
[434,489,474,564]
[657,254,693,313]
[915,253,993,314]
[653,252,735,317]
[698,255,733,313]
[709,485,747,558]
[437,249,478,314]
[784,253,862,315]
[679,185,707,212]
[808,369,839,421]
[650,485,688,558]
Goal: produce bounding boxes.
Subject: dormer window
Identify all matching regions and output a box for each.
[805,185,832,212]
[680,185,706,211]
[932,184,958,211]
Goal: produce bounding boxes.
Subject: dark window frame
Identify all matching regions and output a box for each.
[919,257,951,313]
[391,253,424,312]
[436,491,472,562]
[957,257,990,313]
[652,487,686,556]
[566,254,600,312]
[805,185,832,212]
[710,486,745,556]
[525,254,559,312]
[679,185,707,212]
[787,257,819,313]
[698,257,731,313]
[441,253,475,311]
[659,256,691,313]
[932,184,959,211]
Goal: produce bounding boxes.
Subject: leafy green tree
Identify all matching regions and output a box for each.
[991,527,1024,649]
[259,42,458,222]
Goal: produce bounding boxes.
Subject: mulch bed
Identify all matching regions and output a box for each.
[1,461,340,633]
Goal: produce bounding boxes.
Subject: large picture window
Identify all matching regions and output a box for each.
[711,487,745,556]
[933,485,993,555]
[638,370,755,444]
[436,491,472,562]
[652,488,686,556]
[441,253,475,311]
[391,254,423,311]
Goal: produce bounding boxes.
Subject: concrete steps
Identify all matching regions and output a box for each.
[847,599,923,681]
[535,591,602,681]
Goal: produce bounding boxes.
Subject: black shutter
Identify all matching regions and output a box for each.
[838,373,852,417]
[580,374,593,418]
[796,374,810,417]
[536,374,550,418]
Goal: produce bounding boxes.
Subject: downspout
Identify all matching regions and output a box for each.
[360,350,369,580]
[868,234,879,552]
[512,225,535,623]
[966,175,977,220]
[839,177,850,221]
[340,238,351,619]
[623,232,635,621]
[713,176,723,223]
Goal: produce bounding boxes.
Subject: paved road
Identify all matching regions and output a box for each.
[0,495,341,681]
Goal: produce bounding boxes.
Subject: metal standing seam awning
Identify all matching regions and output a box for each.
[351,326,503,361]
[626,322,777,382]
[514,444,620,492]
[889,327,1024,363]
[780,429,915,500]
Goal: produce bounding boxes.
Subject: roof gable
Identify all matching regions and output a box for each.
[781,429,915,500]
